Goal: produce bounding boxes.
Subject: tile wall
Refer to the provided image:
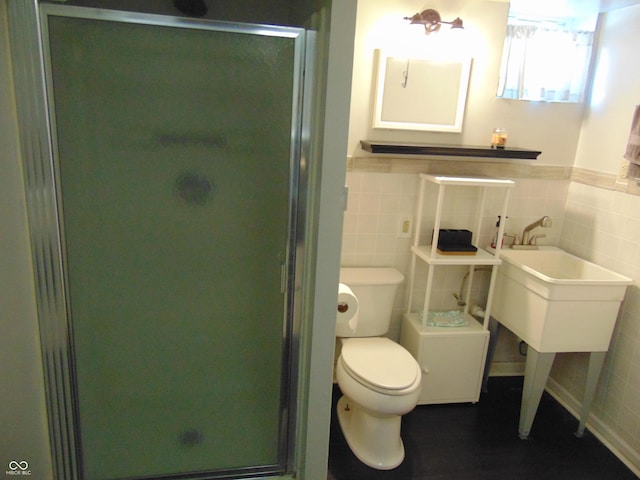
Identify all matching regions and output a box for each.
[554,181,640,463]
[341,170,568,343]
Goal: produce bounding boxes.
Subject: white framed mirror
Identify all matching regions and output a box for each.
[372,50,472,132]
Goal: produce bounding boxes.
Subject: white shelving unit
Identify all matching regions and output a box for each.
[400,174,514,404]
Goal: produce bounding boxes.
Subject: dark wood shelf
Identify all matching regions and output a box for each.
[360,140,541,160]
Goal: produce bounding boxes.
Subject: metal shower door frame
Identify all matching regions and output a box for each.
[8,2,309,478]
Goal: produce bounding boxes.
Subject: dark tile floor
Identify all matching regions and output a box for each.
[328,376,638,480]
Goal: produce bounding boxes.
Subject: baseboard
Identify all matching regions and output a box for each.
[546,377,640,477]
[489,361,525,377]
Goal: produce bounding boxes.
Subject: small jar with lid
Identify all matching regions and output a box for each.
[491,128,508,149]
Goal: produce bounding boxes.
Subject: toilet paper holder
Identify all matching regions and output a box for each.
[337,302,350,313]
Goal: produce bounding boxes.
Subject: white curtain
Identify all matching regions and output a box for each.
[497,21,595,102]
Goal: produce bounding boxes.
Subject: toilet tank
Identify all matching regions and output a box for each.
[337,267,404,337]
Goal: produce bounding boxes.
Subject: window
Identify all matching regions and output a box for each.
[497,2,598,103]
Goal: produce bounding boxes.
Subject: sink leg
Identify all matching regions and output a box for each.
[519,348,555,439]
[482,317,501,392]
[575,351,606,438]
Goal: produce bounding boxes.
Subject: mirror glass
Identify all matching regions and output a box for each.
[372,50,472,132]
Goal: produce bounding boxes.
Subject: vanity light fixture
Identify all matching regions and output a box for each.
[404,9,464,35]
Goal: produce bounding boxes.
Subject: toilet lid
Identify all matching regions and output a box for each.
[340,337,419,391]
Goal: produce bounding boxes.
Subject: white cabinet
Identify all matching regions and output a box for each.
[401,314,489,404]
[400,174,513,404]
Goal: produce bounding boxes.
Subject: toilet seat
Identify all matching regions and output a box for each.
[340,337,420,395]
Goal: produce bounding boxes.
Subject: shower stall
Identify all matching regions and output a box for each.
[8,1,323,479]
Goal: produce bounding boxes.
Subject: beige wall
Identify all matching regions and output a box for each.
[553,3,640,470]
[347,0,584,166]
[574,5,640,175]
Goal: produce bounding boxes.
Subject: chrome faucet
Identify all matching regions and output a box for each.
[508,216,552,249]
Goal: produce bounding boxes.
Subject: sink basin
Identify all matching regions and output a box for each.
[493,247,632,352]
[499,247,632,301]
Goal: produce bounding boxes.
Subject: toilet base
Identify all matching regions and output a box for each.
[336,395,405,470]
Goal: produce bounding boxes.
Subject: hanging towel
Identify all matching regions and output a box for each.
[624,104,640,162]
[624,105,640,179]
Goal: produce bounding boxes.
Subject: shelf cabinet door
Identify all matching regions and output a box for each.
[414,332,489,404]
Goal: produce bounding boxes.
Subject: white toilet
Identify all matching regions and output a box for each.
[335,267,421,470]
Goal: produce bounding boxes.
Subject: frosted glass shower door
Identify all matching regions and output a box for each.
[43,8,303,480]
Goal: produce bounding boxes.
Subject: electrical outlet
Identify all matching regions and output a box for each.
[399,215,412,238]
[617,161,629,182]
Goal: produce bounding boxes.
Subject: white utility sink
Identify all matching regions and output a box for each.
[494,247,632,353]
[491,246,632,439]
[500,246,631,293]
